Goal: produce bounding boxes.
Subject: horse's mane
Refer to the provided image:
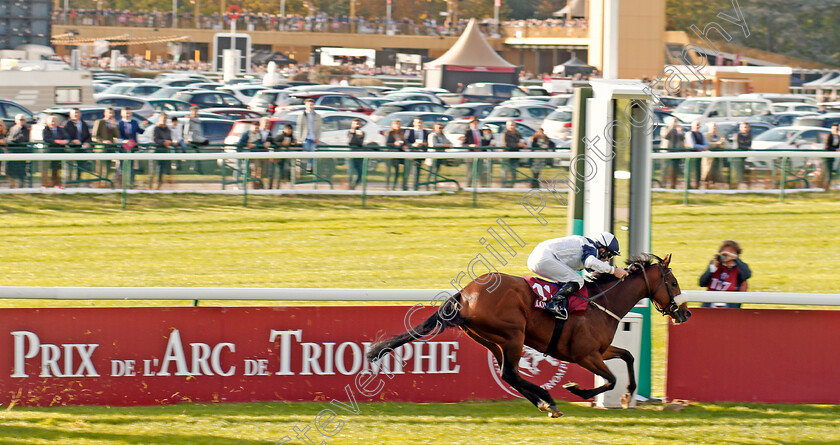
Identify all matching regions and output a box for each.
[585,253,664,286]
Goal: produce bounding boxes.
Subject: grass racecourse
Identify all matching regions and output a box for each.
[0,192,839,444]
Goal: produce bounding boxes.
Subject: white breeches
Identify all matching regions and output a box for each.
[526,246,584,286]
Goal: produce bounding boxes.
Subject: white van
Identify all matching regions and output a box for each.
[739,93,817,105]
[672,96,772,124]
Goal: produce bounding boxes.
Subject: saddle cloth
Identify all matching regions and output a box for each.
[524,276,589,315]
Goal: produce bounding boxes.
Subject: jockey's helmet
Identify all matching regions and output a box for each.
[593,232,620,257]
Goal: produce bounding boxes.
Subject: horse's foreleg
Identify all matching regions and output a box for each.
[498,339,563,418]
[563,351,616,400]
[603,345,636,408]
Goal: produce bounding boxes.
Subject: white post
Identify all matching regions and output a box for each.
[493,0,499,27]
[386,0,391,35]
[110,49,120,71]
[230,17,237,75]
[64,0,69,24]
[280,0,286,19]
[172,0,178,28]
[602,0,619,79]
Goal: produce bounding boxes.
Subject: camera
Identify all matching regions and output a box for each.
[716,254,727,263]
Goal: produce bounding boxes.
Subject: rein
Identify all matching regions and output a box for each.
[579,279,624,321]
[579,262,668,322]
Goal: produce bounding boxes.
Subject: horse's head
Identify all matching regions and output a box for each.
[631,254,691,324]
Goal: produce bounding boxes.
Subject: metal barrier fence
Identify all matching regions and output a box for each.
[0,286,837,306]
[2,147,837,207]
[0,146,571,208]
[650,150,840,204]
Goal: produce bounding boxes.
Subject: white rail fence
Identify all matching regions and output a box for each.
[0,287,838,306]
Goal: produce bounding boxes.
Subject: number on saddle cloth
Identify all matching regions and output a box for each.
[523,276,588,314]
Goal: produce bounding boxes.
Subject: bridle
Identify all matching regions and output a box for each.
[637,262,684,318]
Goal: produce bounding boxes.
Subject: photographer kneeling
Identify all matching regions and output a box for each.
[699,240,751,308]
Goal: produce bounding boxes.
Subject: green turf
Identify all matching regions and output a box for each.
[1,192,838,444]
[1,400,838,444]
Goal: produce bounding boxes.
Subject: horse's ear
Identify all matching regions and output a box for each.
[663,254,672,267]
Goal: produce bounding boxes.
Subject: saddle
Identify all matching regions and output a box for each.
[524,276,589,315]
[524,276,589,355]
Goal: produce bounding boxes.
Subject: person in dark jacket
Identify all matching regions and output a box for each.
[42,115,70,187]
[151,113,174,189]
[733,122,752,189]
[823,123,839,191]
[5,114,30,188]
[63,108,93,181]
[502,120,525,186]
[699,240,752,308]
[271,124,296,188]
[347,118,366,189]
[385,119,406,190]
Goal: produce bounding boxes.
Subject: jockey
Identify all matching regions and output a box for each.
[527,232,629,319]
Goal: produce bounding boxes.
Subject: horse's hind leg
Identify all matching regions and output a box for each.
[563,351,617,400]
[603,345,635,408]
[499,338,563,418]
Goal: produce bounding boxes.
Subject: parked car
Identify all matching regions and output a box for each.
[217,85,268,104]
[172,90,246,109]
[739,93,817,105]
[284,85,370,98]
[147,99,193,113]
[359,96,397,108]
[203,107,265,120]
[525,86,551,96]
[0,98,34,127]
[93,81,112,94]
[248,89,296,114]
[792,113,840,128]
[747,111,819,127]
[148,86,191,99]
[359,86,397,96]
[155,72,209,83]
[187,82,225,91]
[376,112,453,131]
[273,105,339,118]
[370,101,447,122]
[486,103,556,128]
[281,110,385,147]
[158,78,207,88]
[541,107,574,140]
[655,96,685,112]
[444,103,495,120]
[460,83,530,104]
[283,93,373,115]
[772,102,820,114]
[139,117,234,145]
[94,95,156,118]
[510,96,552,103]
[382,91,446,106]
[672,97,772,124]
[748,125,830,170]
[96,82,163,98]
[548,94,574,107]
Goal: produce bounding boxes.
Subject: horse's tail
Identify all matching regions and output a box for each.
[366,293,468,363]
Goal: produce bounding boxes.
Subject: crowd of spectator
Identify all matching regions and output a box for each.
[53,9,587,36]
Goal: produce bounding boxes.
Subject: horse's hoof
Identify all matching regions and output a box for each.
[562,382,579,390]
[620,393,632,409]
[548,409,564,418]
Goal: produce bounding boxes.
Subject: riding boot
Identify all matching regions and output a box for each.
[545,282,580,320]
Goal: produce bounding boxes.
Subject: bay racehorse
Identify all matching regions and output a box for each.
[367,254,690,417]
